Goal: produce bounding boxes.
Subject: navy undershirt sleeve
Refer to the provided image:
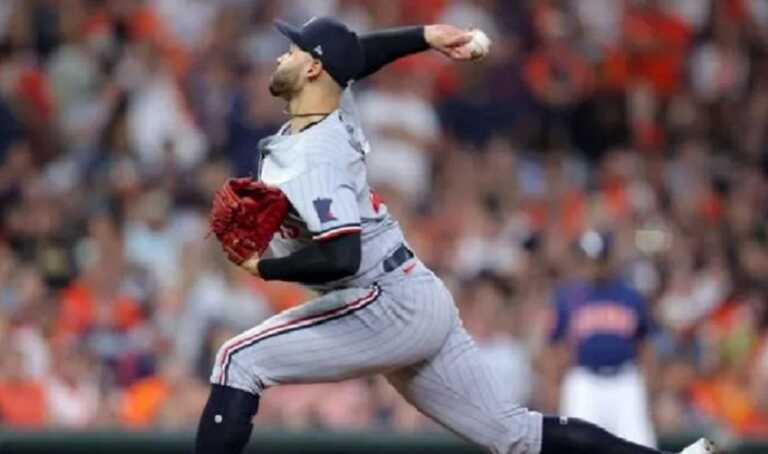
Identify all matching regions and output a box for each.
[257,232,362,284]
[357,26,429,80]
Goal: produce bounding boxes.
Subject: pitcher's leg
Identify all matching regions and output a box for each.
[386,324,675,454]
[195,384,259,454]
[196,282,448,454]
[386,325,543,454]
[212,281,452,393]
[539,417,674,454]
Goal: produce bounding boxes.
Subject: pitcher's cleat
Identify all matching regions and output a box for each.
[679,438,718,454]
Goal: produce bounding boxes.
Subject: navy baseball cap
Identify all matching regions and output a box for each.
[274,17,364,88]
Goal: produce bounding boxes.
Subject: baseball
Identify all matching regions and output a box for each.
[467,29,491,59]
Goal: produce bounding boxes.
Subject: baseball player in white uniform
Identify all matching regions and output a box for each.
[194,16,716,454]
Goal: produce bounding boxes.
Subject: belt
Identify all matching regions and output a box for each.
[584,363,632,377]
[382,244,415,273]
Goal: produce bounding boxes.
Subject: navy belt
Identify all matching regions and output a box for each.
[585,364,629,377]
[382,244,414,272]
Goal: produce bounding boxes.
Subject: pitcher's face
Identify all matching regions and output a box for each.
[269,44,314,99]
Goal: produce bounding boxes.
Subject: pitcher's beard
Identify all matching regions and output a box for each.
[268,69,299,99]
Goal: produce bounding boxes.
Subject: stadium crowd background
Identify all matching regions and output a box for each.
[0,0,767,441]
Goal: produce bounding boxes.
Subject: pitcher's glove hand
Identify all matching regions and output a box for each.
[209,177,289,265]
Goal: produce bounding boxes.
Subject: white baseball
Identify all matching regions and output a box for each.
[467,29,491,59]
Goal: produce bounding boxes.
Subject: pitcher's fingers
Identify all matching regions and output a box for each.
[446,32,473,47]
[448,46,473,60]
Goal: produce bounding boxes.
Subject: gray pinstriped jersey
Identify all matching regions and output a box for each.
[217,87,544,454]
[257,88,407,292]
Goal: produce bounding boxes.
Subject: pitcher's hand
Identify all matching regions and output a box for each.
[424,24,474,60]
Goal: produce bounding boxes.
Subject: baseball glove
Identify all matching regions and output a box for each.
[209,177,289,265]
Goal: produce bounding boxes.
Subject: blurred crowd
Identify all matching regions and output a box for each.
[0,0,767,441]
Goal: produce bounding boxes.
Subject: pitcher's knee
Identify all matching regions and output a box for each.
[487,411,542,454]
[486,433,526,454]
[210,339,267,395]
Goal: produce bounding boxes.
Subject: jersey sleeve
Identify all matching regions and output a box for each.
[339,87,371,155]
[280,164,362,241]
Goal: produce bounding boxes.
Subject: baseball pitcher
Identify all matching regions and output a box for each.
[196,17,716,454]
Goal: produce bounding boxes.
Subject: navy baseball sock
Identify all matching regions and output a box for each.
[195,384,260,454]
[541,416,671,454]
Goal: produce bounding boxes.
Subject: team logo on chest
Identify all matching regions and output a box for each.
[313,198,338,223]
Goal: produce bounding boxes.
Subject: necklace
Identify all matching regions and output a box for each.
[285,111,333,117]
[285,111,333,134]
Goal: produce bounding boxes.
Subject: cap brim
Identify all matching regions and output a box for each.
[274,20,307,51]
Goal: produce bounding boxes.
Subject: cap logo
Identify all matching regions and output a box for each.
[314,45,323,56]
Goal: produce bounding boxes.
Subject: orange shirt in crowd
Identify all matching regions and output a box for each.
[82,4,189,76]
[601,175,630,221]
[691,377,768,435]
[519,190,586,242]
[119,376,170,427]
[399,0,447,24]
[524,45,594,104]
[559,190,587,239]
[690,299,768,435]
[0,380,47,427]
[17,68,54,123]
[603,6,692,97]
[55,280,143,338]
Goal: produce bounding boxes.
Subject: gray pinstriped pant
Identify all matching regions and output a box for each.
[210,260,542,454]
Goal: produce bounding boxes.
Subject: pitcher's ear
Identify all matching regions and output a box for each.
[306,59,323,80]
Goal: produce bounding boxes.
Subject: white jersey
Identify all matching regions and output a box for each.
[257,88,407,292]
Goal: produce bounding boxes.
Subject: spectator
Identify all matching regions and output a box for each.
[359,58,440,205]
[0,347,47,427]
[45,343,100,428]
[525,3,594,149]
[460,272,534,406]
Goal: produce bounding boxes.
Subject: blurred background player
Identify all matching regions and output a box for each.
[546,230,656,446]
